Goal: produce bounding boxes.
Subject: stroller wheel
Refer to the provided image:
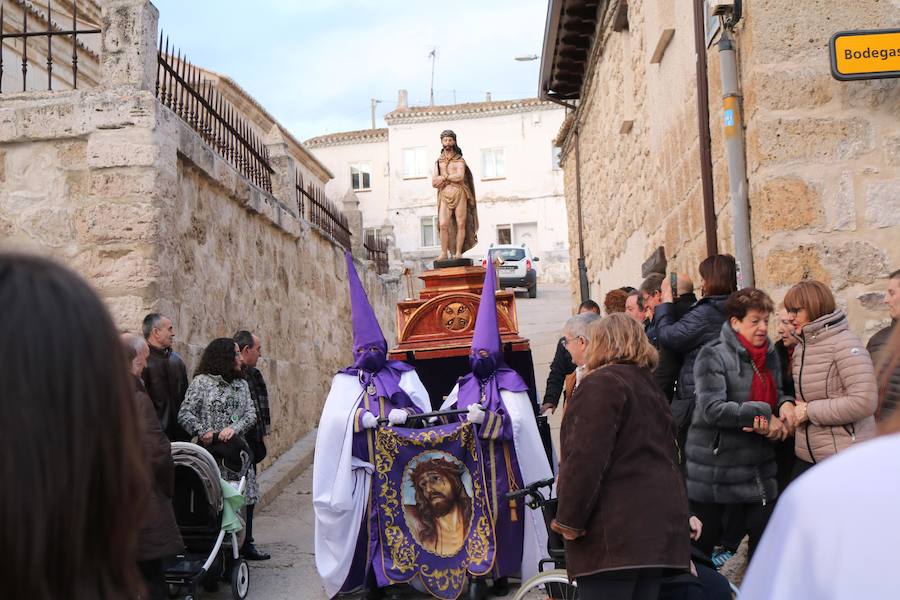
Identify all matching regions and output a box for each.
[230,558,250,599]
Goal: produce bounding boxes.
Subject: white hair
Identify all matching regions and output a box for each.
[564,313,601,340]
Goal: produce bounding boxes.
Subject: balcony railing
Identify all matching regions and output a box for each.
[365,233,389,274]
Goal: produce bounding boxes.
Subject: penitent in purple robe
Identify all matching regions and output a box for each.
[443,258,543,580]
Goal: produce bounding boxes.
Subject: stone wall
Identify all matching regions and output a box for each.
[0,0,399,466]
[561,0,899,338]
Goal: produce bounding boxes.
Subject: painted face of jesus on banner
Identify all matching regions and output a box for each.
[404,453,474,557]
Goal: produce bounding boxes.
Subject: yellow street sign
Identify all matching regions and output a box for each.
[830,29,900,81]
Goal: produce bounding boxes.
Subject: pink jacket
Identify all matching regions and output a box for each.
[792,310,878,463]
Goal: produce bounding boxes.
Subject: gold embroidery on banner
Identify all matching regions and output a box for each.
[375,423,497,595]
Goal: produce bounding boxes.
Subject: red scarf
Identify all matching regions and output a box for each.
[737,333,777,408]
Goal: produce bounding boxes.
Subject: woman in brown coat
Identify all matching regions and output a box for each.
[780,281,878,479]
[552,314,690,600]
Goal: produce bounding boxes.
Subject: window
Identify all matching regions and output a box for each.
[551,145,562,170]
[350,163,371,191]
[496,225,512,245]
[490,247,525,261]
[420,216,438,248]
[365,227,381,242]
[403,146,429,178]
[481,147,505,179]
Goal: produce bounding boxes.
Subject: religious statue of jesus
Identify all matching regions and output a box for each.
[432,130,478,260]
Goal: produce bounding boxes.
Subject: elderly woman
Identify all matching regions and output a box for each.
[178,338,259,503]
[686,288,787,560]
[780,280,878,479]
[553,313,689,600]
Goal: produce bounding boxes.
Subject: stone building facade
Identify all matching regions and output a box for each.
[306,96,571,282]
[541,0,899,338]
[0,0,397,466]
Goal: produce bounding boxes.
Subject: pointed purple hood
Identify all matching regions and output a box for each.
[340,251,416,412]
[456,258,528,412]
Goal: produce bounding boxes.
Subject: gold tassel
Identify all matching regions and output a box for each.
[503,442,519,522]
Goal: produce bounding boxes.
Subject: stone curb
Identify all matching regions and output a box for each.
[256,427,317,509]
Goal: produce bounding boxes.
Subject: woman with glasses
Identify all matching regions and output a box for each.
[779,280,878,479]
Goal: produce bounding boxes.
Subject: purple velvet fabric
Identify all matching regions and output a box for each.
[339,250,415,409]
[456,258,528,412]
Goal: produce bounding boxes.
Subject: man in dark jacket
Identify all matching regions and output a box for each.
[541,299,600,414]
[641,273,697,403]
[235,330,272,561]
[867,269,900,421]
[123,333,183,600]
[141,313,190,441]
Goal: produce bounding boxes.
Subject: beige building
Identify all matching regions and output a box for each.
[541,0,899,338]
[306,95,571,282]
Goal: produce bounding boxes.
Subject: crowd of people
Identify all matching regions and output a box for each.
[4,245,898,600]
[548,256,900,599]
[0,253,274,600]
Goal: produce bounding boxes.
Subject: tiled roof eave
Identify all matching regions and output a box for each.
[385,101,558,125]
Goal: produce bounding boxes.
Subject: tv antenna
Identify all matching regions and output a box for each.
[428,47,437,106]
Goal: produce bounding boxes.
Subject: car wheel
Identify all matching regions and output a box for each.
[528,283,537,298]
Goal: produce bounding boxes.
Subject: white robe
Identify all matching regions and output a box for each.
[313,370,431,598]
[442,385,553,583]
[739,433,900,600]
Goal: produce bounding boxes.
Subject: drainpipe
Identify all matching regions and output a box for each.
[692,0,719,258]
[574,125,590,303]
[717,28,754,287]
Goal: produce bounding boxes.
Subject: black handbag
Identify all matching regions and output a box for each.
[246,427,267,464]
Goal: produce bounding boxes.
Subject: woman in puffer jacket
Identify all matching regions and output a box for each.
[779,280,878,480]
[686,288,788,560]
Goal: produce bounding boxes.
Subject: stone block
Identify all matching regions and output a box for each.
[886,135,900,166]
[857,292,886,312]
[89,167,159,198]
[821,240,889,289]
[750,117,874,166]
[8,198,75,248]
[821,172,856,232]
[70,248,161,295]
[104,294,148,330]
[865,180,900,228]
[752,176,822,235]
[74,201,160,244]
[101,0,160,91]
[745,67,833,112]
[761,245,829,287]
[87,132,159,168]
[750,0,899,64]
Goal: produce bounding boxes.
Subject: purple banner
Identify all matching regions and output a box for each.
[374,422,495,599]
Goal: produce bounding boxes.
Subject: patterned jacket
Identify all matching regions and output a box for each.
[178,374,257,439]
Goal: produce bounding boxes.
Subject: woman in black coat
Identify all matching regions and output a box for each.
[653,255,739,457]
[553,314,690,600]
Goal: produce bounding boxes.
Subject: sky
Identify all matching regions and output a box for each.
[153,0,549,142]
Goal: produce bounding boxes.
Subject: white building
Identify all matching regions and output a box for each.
[305,94,570,281]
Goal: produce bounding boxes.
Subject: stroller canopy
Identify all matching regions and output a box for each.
[171,441,224,514]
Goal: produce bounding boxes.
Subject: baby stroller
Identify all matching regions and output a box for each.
[164,441,251,600]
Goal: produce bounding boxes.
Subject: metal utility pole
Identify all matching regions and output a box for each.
[428,47,437,106]
[574,125,590,303]
[718,27,754,287]
[370,98,381,129]
[692,0,719,258]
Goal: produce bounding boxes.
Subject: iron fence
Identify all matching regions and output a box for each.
[0,0,101,93]
[296,171,352,250]
[365,233,389,274]
[156,32,273,193]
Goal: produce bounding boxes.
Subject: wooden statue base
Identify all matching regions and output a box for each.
[433,257,474,269]
[388,265,529,362]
